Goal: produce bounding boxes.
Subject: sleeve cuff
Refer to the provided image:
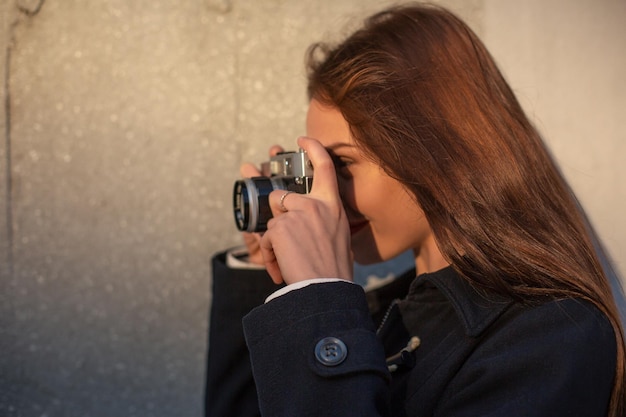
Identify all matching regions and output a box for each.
[226,246,266,270]
[265,278,355,303]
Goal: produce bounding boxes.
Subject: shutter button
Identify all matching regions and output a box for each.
[315,337,348,366]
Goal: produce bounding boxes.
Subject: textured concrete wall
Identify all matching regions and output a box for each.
[1,1,624,416]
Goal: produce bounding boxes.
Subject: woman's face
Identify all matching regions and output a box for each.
[306,99,442,269]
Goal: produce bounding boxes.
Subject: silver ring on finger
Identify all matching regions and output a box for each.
[279,191,295,212]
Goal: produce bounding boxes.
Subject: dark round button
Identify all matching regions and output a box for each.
[315,337,348,366]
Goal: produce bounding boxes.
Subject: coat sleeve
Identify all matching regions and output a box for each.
[242,281,391,417]
[432,298,617,417]
[205,251,282,417]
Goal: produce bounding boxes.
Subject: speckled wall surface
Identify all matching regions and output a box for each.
[1,0,624,416]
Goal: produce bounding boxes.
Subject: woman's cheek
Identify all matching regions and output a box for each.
[336,175,359,214]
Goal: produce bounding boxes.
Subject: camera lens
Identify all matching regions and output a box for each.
[233,177,276,232]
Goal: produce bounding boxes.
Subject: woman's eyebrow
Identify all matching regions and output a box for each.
[325,142,355,152]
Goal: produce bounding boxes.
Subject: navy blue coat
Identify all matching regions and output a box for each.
[206,251,616,416]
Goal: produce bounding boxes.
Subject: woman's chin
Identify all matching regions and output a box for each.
[351,231,409,266]
[349,220,369,235]
[350,236,385,265]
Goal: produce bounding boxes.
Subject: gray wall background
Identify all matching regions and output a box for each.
[1,0,624,416]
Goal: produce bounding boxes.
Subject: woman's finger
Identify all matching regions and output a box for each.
[269,145,285,157]
[240,162,261,178]
[259,231,284,284]
[268,189,297,215]
[239,144,286,178]
[296,136,340,200]
[242,232,264,265]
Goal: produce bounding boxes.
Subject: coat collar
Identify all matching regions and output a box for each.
[413,266,514,338]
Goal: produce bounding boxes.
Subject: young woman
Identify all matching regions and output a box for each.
[206,4,625,416]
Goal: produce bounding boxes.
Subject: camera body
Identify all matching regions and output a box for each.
[233,149,313,232]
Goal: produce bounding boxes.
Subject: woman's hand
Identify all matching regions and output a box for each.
[259,137,353,285]
[240,145,284,265]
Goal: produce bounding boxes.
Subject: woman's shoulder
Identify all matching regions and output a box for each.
[503,296,616,357]
[430,293,617,415]
[429,295,617,416]
[419,265,615,348]
[414,265,617,382]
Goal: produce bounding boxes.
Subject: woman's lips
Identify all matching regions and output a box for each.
[349,220,369,235]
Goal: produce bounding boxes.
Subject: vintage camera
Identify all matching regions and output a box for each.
[233,149,313,232]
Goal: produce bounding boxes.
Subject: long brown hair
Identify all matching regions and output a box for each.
[306,3,625,415]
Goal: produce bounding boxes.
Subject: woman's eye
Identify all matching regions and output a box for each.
[330,154,350,168]
[327,151,354,178]
[333,157,354,178]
